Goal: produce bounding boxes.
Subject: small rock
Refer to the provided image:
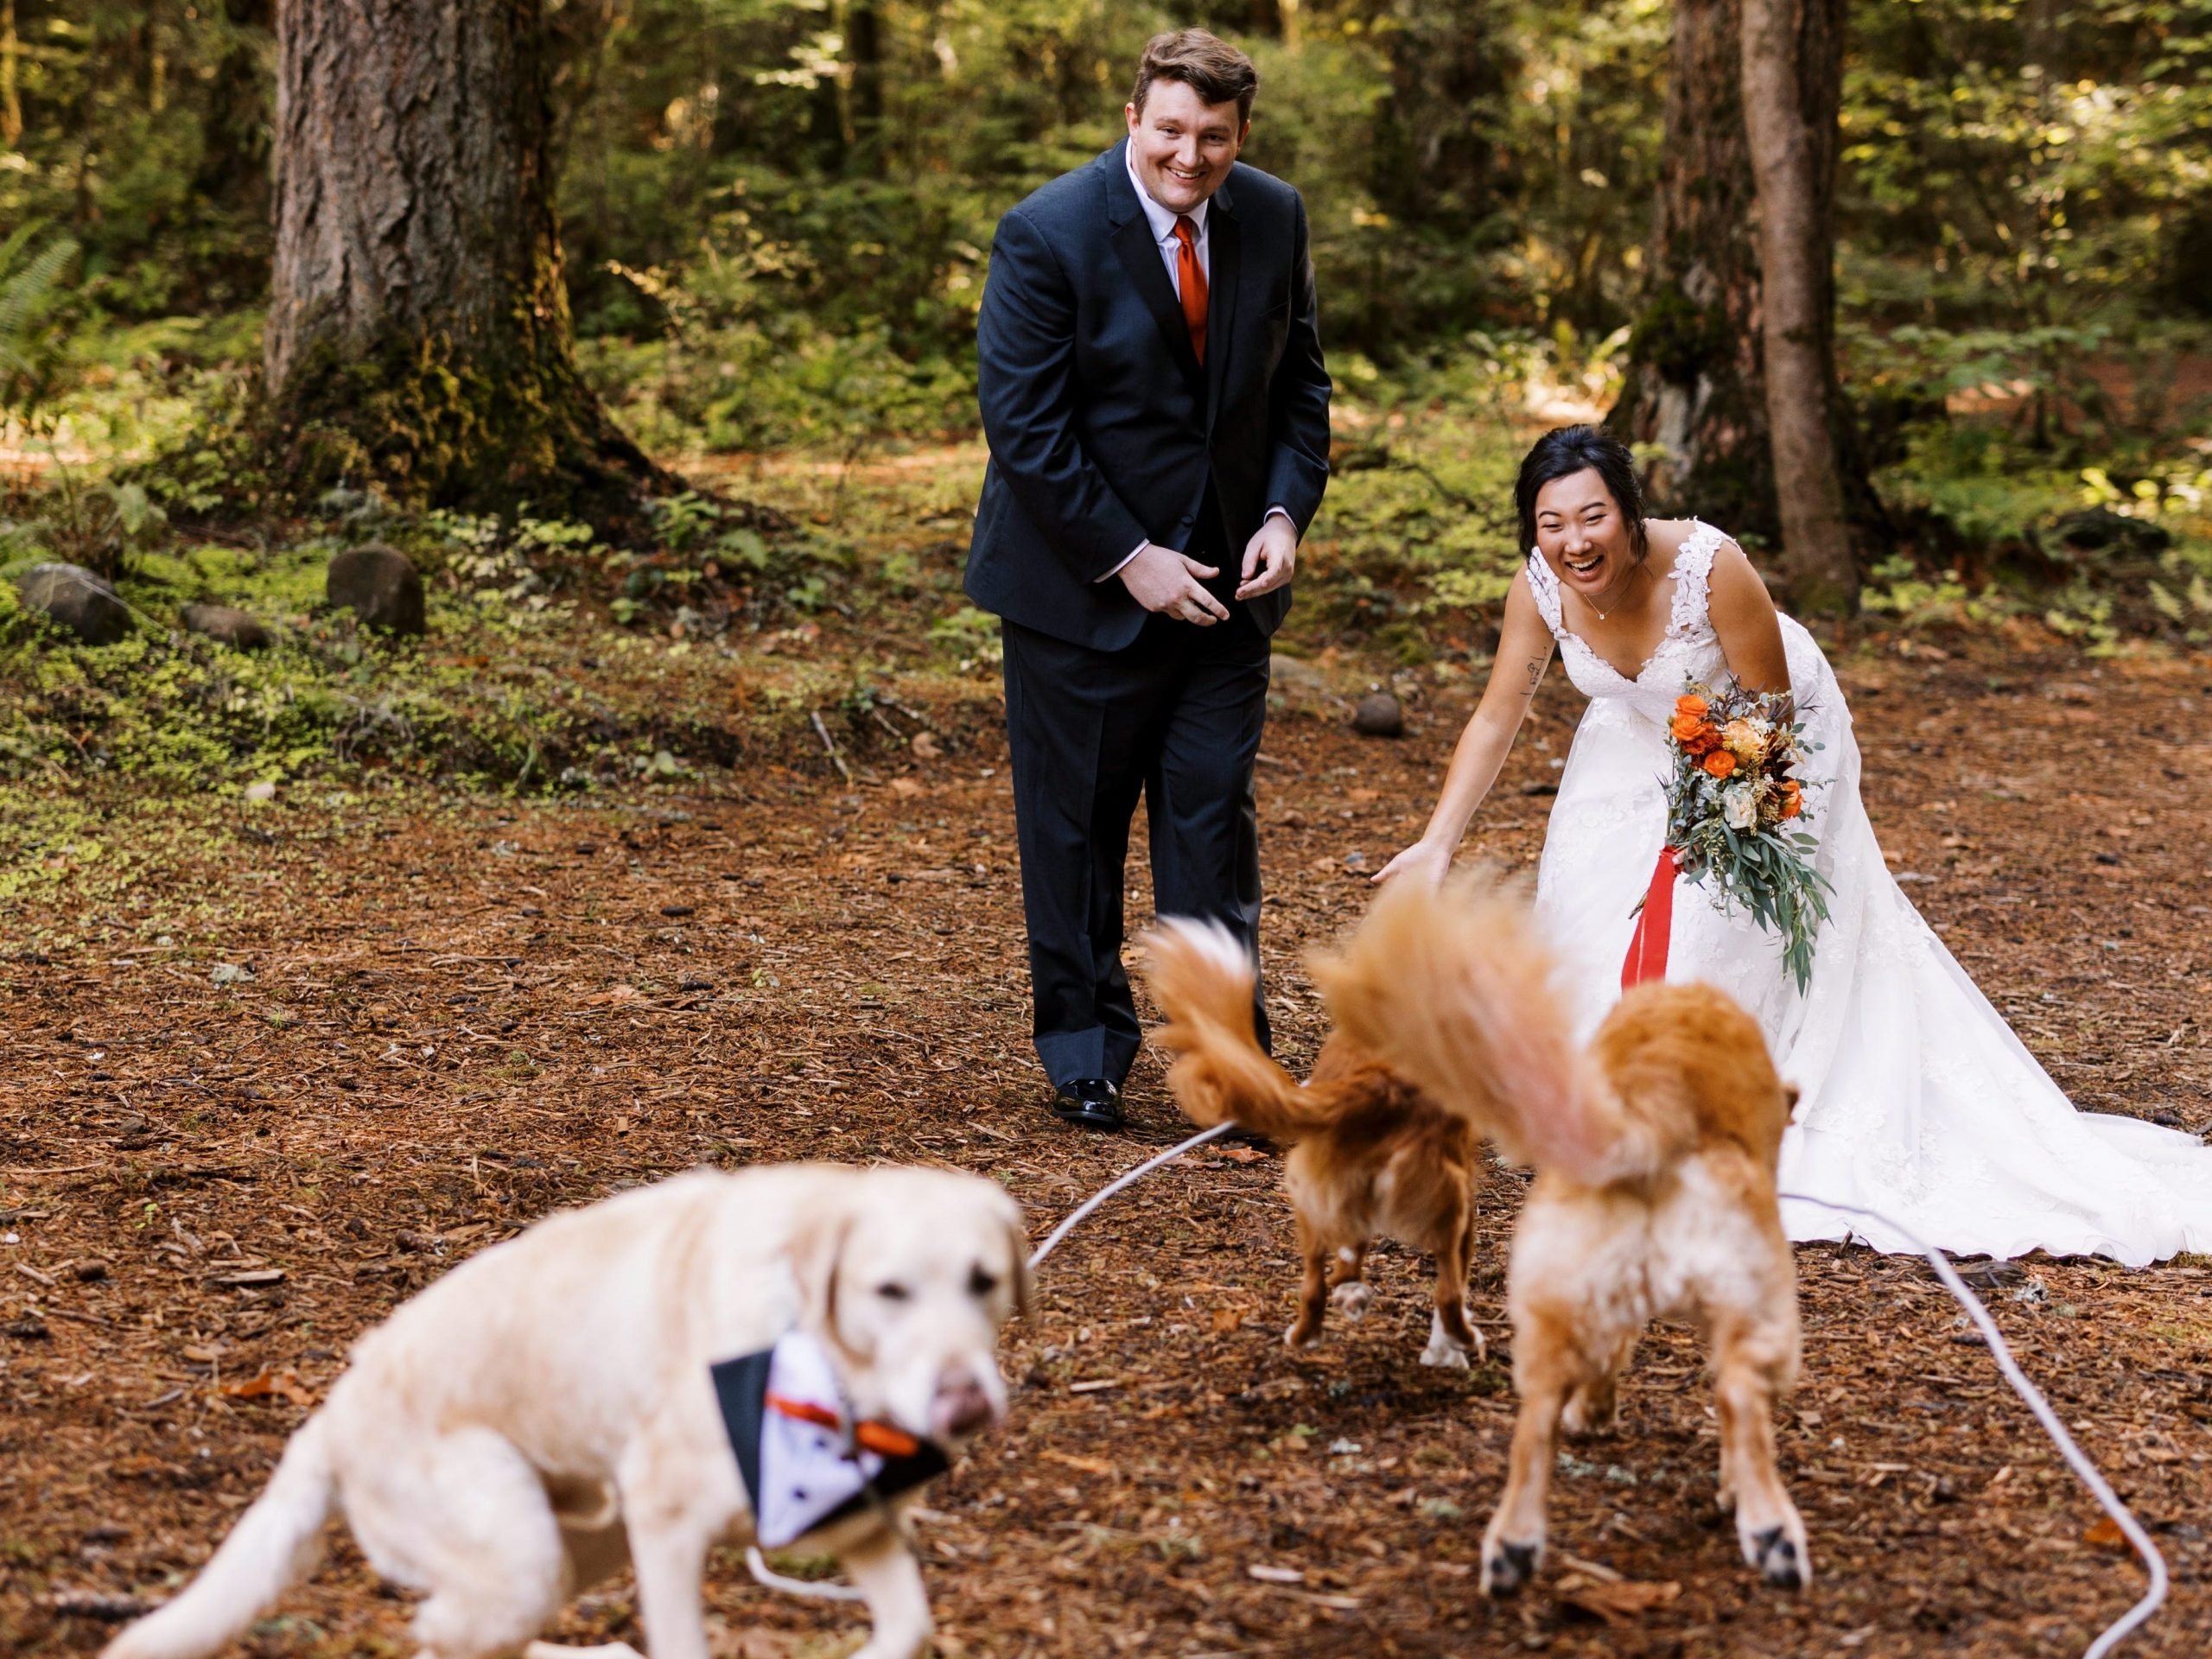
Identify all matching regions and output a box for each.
[1351,691,1404,738]
[2049,506,2171,559]
[1270,653,1330,696]
[243,781,277,804]
[180,603,270,651]
[209,962,254,987]
[15,563,131,645]
[1342,850,1370,872]
[327,543,426,635]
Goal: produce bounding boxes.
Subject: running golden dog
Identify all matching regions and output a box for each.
[1312,872,1808,1594]
[1144,918,1486,1368]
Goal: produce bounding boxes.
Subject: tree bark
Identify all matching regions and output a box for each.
[1738,0,1856,613]
[266,0,659,521]
[845,3,885,179]
[1608,0,1772,537]
[1610,0,1880,607]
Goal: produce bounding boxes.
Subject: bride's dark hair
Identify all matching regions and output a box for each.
[1515,425,1649,564]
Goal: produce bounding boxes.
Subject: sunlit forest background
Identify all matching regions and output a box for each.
[0,0,2208,793]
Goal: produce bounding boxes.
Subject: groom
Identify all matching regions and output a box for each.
[967,29,1332,1130]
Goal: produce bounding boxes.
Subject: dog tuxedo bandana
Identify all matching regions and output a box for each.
[710,1331,949,1548]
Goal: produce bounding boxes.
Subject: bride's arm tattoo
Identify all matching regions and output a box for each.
[1523,657,1544,694]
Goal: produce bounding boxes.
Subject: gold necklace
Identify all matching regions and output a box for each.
[1591,563,1642,621]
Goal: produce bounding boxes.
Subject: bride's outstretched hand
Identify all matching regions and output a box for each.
[1371,840,1451,888]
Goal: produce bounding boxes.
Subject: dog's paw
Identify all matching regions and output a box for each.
[1745,1522,1810,1590]
[1283,1320,1321,1351]
[1480,1539,1541,1598]
[1420,1336,1473,1370]
[1330,1281,1373,1321]
[1560,1392,1618,1438]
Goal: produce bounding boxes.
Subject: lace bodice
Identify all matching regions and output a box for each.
[1524,520,1727,719]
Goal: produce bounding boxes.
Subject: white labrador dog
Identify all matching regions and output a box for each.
[103,1163,1032,1659]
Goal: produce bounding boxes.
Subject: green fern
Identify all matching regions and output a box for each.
[0,223,82,432]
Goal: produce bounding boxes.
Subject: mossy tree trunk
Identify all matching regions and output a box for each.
[1610,0,1883,608]
[1740,0,1858,613]
[265,0,662,524]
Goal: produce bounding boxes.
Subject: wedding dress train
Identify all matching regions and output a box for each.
[1524,522,2212,1264]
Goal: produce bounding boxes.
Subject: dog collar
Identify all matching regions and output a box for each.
[710,1330,947,1548]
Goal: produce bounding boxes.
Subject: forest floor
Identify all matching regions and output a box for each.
[3,600,2211,1657]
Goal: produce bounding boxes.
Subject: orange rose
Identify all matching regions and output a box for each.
[1701,749,1737,779]
[1669,713,1707,744]
[1778,780,1802,819]
[1675,695,1709,720]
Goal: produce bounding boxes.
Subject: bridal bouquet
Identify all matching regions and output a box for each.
[1655,681,1831,992]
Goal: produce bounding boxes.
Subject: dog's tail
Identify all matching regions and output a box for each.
[102,1413,336,1659]
[1309,870,1676,1186]
[1143,918,1337,1141]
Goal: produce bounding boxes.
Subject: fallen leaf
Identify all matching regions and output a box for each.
[1554,1573,1681,1624]
[219,1369,318,1408]
[911,731,942,759]
[1209,1143,1268,1165]
[2083,1516,2130,1549]
[1040,1450,1117,1476]
[890,778,924,798]
[1211,1306,1245,1334]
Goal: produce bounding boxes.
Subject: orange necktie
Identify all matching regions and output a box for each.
[1173,215,1208,364]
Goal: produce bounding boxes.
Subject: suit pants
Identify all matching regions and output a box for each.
[1001,608,1271,1090]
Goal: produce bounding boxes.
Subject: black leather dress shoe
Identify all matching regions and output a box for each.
[1050,1077,1123,1131]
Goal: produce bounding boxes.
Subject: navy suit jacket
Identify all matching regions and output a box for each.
[966,141,1332,651]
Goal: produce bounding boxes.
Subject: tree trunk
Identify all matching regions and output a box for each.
[1,0,21,149]
[1738,0,1856,613]
[845,3,884,179]
[1610,0,1880,607]
[1608,0,1772,539]
[266,0,659,522]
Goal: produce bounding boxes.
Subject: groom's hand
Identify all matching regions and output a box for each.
[1118,542,1230,626]
[1236,514,1298,601]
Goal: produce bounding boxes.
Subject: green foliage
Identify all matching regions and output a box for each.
[0,223,82,434]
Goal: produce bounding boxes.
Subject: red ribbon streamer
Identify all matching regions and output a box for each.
[1621,845,1681,989]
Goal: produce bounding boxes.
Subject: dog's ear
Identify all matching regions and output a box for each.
[787,1200,856,1346]
[1783,1082,1802,1122]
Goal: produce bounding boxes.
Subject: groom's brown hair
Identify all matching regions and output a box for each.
[1131,29,1260,124]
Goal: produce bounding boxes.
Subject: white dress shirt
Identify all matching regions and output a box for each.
[1103,146,1294,583]
[1125,143,1211,299]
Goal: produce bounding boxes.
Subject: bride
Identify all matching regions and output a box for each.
[1376,424,2212,1264]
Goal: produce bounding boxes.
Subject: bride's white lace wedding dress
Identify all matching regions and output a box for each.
[1526,521,2212,1264]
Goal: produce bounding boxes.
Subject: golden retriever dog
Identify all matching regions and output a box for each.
[102,1165,1033,1659]
[1312,873,1808,1594]
[1143,918,1486,1370]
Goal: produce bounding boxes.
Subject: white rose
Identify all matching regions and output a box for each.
[1723,783,1758,830]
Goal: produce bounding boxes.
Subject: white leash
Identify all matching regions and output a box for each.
[1780,1191,2168,1659]
[752,1148,2170,1656]
[1028,1122,1235,1268]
